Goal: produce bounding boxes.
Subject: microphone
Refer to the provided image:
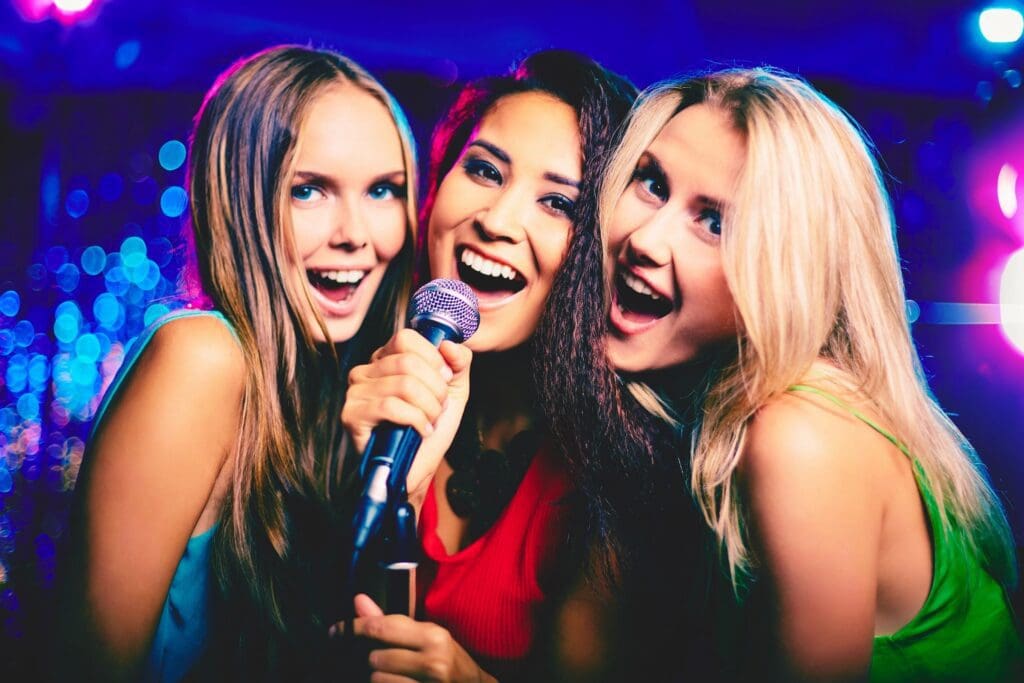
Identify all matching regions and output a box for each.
[350,278,480,557]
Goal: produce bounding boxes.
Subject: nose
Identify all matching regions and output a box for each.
[329,195,369,252]
[473,186,527,244]
[623,210,673,268]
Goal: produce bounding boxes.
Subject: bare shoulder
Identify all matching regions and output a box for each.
[143,313,245,382]
[740,385,889,493]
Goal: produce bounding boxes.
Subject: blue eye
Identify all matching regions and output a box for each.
[368,182,405,201]
[291,184,325,202]
[540,194,576,219]
[697,208,722,236]
[633,166,668,202]
[462,157,503,184]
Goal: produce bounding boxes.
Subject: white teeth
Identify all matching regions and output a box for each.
[460,249,518,281]
[318,269,366,284]
[623,272,662,300]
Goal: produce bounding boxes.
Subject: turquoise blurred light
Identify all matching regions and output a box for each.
[158,140,186,171]
[81,246,107,275]
[75,334,101,363]
[120,236,147,267]
[160,186,188,218]
[17,394,39,421]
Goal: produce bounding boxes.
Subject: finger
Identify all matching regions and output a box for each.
[351,353,450,402]
[355,593,385,618]
[438,341,472,375]
[392,328,450,371]
[354,615,439,650]
[368,648,427,678]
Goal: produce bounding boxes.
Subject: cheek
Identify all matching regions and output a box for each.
[606,195,649,255]
[533,225,572,282]
[371,209,408,263]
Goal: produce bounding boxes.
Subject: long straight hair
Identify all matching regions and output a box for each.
[182,45,417,644]
[600,68,1017,591]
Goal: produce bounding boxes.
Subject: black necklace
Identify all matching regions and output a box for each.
[444,413,539,536]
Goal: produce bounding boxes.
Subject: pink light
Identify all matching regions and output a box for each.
[11,0,54,23]
[1001,248,1024,354]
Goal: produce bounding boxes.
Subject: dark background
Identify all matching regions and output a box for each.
[1,0,1023,677]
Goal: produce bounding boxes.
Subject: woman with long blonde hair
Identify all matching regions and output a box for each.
[60,45,418,681]
[596,68,1022,680]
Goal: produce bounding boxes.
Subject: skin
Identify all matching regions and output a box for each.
[290,83,409,344]
[340,91,583,683]
[606,104,933,680]
[61,83,409,681]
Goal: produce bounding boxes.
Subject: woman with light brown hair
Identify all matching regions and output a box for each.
[597,67,1022,680]
[60,45,419,681]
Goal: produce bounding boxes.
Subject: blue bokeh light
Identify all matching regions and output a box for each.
[144,303,170,326]
[75,334,101,363]
[56,263,81,293]
[158,140,186,171]
[0,291,20,317]
[93,293,123,329]
[160,186,188,218]
[17,394,39,421]
[65,189,90,218]
[45,246,69,272]
[114,40,141,69]
[81,246,107,275]
[120,236,147,267]
[0,331,13,356]
[13,320,35,347]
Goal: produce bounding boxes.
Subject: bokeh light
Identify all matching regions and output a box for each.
[158,140,186,171]
[160,186,188,218]
[980,8,1024,44]
[1001,247,1024,353]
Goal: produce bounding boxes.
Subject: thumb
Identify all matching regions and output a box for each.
[439,340,472,376]
[354,593,385,618]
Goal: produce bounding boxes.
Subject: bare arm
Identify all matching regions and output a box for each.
[60,316,244,681]
[739,394,883,682]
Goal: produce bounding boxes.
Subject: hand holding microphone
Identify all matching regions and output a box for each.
[343,279,478,555]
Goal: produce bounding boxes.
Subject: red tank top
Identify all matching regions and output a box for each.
[416,445,571,679]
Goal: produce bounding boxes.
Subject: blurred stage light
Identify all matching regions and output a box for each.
[1001,247,1024,353]
[980,8,1024,43]
[998,163,1018,218]
[53,0,92,12]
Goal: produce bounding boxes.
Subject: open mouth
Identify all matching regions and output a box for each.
[613,267,673,325]
[306,268,367,305]
[455,247,527,298]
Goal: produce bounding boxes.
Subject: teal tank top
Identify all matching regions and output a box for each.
[91,308,236,683]
[787,385,1023,682]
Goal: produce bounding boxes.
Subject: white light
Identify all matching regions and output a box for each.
[1000,248,1024,354]
[998,163,1019,219]
[980,8,1024,43]
[54,0,93,12]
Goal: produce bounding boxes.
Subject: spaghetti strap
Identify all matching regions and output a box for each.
[787,384,911,458]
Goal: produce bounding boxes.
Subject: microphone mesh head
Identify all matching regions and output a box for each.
[410,278,480,341]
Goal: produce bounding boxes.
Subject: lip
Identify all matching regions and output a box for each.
[306,267,371,317]
[617,262,673,301]
[454,245,528,311]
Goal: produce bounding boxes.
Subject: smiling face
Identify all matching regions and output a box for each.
[426,91,582,352]
[289,83,408,344]
[606,103,746,373]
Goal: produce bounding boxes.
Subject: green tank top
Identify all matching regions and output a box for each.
[787,385,1023,682]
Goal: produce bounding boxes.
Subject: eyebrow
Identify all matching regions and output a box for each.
[292,169,406,188]
[468,139,581,190]
[640,151,727,209]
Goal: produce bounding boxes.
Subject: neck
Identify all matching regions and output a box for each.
[470,344,536,450]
